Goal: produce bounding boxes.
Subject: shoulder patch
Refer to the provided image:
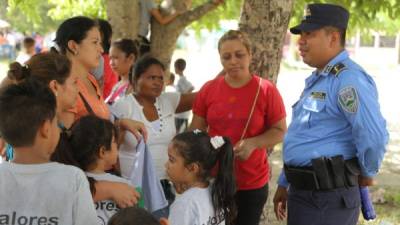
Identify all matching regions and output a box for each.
[331,63,347,77]
[338,86,358,113]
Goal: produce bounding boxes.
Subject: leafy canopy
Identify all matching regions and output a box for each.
[3,0,400,35]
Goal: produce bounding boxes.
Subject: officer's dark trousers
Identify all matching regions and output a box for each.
[235,183,268,225]
[287,186,360,225]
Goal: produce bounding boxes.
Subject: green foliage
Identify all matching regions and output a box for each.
[189,0,243,35]
[291,0,400,35]
[5,0,106,34]
[3,0,61,34]
[4,0,400,35]
[47,0,106,20]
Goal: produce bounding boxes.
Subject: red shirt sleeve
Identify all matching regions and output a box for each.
[192,79,215,118]
[102,54,118,98]
[263,81,286,127]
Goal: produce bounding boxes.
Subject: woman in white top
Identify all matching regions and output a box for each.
[111,55,195,214]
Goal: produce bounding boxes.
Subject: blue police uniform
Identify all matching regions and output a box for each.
[278,3,389,225]
[278,50,389,187]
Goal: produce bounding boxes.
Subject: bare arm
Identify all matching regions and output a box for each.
[187,87,194,93]
[117,118,148,142]
[175,92,197,113]
[150,8,180,25]
[189,114,208,131]
[234,118,287,160]
[93,181,140,208]
[248,118,287,149]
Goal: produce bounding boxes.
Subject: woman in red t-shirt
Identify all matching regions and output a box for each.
[190,30,287,225]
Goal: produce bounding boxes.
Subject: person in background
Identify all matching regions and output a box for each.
[273,4,388,225]
[16,37,36,64]
[106,38,138,104]
[164,72,176,93]
[137,0,224,54]
[96,19,119,99]
[138,0,181,40]
[174,58,193,132]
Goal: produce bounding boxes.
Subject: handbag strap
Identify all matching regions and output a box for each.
[239,76,262,141]
[79,92,95,115]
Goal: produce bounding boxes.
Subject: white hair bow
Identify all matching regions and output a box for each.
[193,129,202,134]
[210,136,225,149]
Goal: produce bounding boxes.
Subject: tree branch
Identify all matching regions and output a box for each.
[176,1,220,28]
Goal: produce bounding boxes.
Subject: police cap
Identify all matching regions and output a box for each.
[290,3,349,34]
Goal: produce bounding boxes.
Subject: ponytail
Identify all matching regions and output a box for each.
[212,137,236,225]
[51,127,80,167]
[172,131,237,224]
[7,62,31,82]
[50,46,60,54]
[51,126,97,196]
[8,52,71,86]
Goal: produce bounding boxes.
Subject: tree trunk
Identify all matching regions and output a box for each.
[239,1,294,225]
[239,0,294,84]
[150,0,219,72]
[105,0,139,41]
[105,0,220,73]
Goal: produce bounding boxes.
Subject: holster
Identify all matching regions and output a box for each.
[285,156,361,191]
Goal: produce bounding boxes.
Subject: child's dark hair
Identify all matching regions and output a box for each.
[22,37,35,49]
[112,38,138,60]
[136,36,150,57]
[68,115,118,171]
[172,131,236,224]
[174,58,186,71]
[108,206,160,225]
[130,55,165,86]
[0,80,56,147]
[96,19,113,54]
[53,16,98,55]
[7,52,71,84]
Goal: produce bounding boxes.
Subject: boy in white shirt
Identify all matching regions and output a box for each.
[174,58,194,132]
[0,80,98,225]
[16,37,36,64]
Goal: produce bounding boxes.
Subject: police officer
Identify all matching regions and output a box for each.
[273,3,389,225]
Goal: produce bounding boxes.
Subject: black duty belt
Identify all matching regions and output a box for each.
[284,156,361,191]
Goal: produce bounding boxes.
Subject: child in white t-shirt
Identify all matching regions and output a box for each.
[0,80,98,225]
[68,115,140,225]
[165,130,236,225]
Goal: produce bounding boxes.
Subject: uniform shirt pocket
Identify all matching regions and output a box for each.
[302,97,326,128]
